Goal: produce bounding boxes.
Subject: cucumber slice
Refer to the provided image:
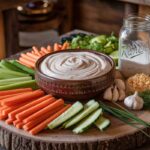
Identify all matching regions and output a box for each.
[73,108,102,134]
[48,101,83,129]
[64,101,99,128]
[11,60,35,76]
[0,60,26,73]
[95,116,110,131]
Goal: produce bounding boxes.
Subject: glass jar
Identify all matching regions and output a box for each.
[119,16,150,78]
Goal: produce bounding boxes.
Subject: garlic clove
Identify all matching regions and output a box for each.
[118,89,126,101]
[103,86,113,101]
[114,70,124,79]
[115,79,126,90]
[112,86,119,102]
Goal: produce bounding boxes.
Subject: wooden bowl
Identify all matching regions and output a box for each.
[35,50,115,101]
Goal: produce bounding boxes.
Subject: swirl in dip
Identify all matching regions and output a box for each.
[40,51,112,80]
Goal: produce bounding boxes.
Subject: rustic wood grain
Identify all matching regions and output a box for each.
[0,107,149,150]
[2,9,19,57]
[73,0,124,35]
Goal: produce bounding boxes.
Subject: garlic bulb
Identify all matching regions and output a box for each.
[124,91,144,110]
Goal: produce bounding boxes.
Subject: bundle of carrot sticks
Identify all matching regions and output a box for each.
[0,88,71,135]
[18,42,70,69]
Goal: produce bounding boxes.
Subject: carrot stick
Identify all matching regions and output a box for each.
[32,46,41,56]
[16,97,56,121]
[2,101,31,116]
[23,99,64,123]
[8,95,52,119]
[29,104,71,135]
[5,118,14,124]
[2,89,44,106]
[39,50,46,56]
[54,43,61,51]
[13,120,20,126]
[17,60,32,68]
[0,88,32,96]
[41,47,49,54]
[20,53,36,63]
[26,52,40,60]
[15,122,24,129]
[19,57,35,68]
[47,45,52,52]
[23,105,64,131]
[61,42,69,50]
[0,113,8,120]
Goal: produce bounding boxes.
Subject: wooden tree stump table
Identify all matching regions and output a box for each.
[0,30,150,150]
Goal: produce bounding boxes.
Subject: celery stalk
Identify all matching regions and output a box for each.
[0,76,32,85]
[0,80,39,90]
[0,68,29,77]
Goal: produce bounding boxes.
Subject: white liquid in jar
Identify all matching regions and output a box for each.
[119,51,150,78]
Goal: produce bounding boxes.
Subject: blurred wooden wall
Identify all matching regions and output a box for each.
[73,0,125,35]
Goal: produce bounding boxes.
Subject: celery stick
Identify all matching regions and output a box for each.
[0,68,29,77]
[0,80,38,90]
[11,60,35,76]
[0,60,26,73]
[0,76,32,85]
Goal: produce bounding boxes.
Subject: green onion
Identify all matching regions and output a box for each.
[98,101,150,138]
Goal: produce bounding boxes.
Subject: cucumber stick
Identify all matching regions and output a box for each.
[11,60,35,76]
[84,99,96,109]
[0,76,32,85]
[0,80,38,90]
[73,108,102,134]
[0,60,26,73]
[64,101,99,128]
[95,116,110,131]
[48,101,83,129]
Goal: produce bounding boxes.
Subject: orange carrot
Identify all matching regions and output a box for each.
[61,42,69,50]
[39,50,46,56]
[0,113,7,120]
[13,120,20,126]
[47,45,52,52]
[15,122,24,129]
[16,97,56,121]
[0,88,32,96]
[23,99,64,123]
[26,52,40,60]
[2,101,30,116]
[5,118,14,124]
[19,57,35,68]
[29,104,71,135]
[2,89,44,106]
[32,46,41,56]
[17,60,32,68]
[23,105,64,131]
[20,53,36,63]
[54,43,61,51]
[41,47,49,54]
[8,95,52,119]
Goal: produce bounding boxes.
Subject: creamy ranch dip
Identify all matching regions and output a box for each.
[40,52,112,80]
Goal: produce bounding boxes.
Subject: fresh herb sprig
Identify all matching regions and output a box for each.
[98,101,150,137]
[139,91,150,109]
